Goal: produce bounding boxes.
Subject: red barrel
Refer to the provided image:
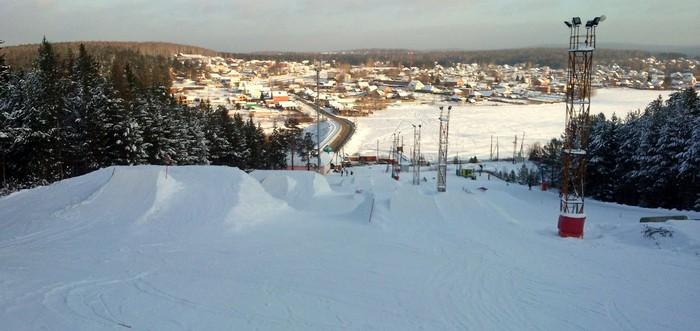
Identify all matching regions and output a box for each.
[558,213,585,238]
[541,181,549,191]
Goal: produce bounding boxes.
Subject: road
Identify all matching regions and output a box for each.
[297,97,355,154]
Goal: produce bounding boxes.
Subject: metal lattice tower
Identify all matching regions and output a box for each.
[558,16,605,237]
[391,132,402,180]
[412,124,422,185]
[437,106,451,192]
[315,61,322,172]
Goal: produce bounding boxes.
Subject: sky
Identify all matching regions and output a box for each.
[1,0,698,52]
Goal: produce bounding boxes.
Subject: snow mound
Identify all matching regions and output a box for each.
[590,221,700,255]
[0,166,289,238]
[251,170,337,208]
[2,165,699,330]
[389,185,441,223]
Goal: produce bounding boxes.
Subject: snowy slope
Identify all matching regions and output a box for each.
[1,165,699,330]
[345,88,674,160]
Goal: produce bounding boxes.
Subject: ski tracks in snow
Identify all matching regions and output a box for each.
[41,272,150,329]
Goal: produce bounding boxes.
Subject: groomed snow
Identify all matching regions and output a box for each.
[1,165,698,330]
[344,88,674,160]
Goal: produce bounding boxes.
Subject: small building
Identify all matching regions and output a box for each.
[407,80,425,91]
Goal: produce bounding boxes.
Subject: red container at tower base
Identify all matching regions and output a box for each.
[558,214,585,238]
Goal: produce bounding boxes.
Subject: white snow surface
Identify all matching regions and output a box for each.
[1,165,699,330]
[344,88,674,160]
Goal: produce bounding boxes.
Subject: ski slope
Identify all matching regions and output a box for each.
[1,165,699,330]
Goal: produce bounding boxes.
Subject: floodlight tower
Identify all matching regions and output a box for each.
[437,106,451,192]
[391,131,402,180]
[412,124,422,185]
[314,60,322,172]
[558,15,605,238]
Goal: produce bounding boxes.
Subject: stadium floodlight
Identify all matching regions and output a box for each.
[564,21,572,28]
[586,20,593,27]
[592,17,601,25]
[439,106,444,111]
[448,106,452,111]
[572,17,581,26]
[599,15,607,22]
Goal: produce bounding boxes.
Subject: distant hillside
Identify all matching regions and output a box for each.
[225,47,689,69]
[2,41,218,70]
[3,40,693,71]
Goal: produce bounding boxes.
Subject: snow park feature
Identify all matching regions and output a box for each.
[1,164,700,330]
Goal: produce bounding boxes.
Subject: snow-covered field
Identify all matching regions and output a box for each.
[1,165,698,330]
[344,88,674,160]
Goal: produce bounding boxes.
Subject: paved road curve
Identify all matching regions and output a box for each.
[297,97,355,153]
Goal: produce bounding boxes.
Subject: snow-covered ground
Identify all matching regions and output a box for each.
[344,88,674,161]
[1,165,698,330]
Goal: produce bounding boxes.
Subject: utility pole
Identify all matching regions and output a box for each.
[376,139,379,164]
[513,134,518,164]
[519,132,525,162]
[315,61,321,173]
[437,106,451,192]
[490,135,493,161]
[387,134,394,173]
[496,136,500,161]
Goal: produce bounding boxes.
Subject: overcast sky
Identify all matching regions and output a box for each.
[1,0,698,52]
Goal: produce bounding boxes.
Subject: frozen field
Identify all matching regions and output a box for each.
[344,88,674,160]
[1,165,698,330]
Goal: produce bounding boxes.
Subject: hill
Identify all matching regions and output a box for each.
[1,165,698,330]
[2,41,218,70]
[226,47,691,68]
[3,41,692,70]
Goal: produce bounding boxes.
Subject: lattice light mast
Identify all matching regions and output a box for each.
[558,15,605,238]
[437,106,451,192]
[412,124,422,185]
[391,132,402,181]
[315,61,322,172]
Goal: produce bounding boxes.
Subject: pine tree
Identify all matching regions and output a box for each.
[230,113,248,168]
[586,113,620,201]
[19,38,69,181]
[204,105,233,166]
[541,138,563,186]
[242,118,264,169]
[63,43,108,175]
[265,126,288,169]
[299,132,315,170]
[135,87,178,165]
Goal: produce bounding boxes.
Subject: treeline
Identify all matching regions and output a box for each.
[5,41,693,73]
[3,41,217,71]
[228,48,689,69]
[529,88,700,211]
[0,39,304,195]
